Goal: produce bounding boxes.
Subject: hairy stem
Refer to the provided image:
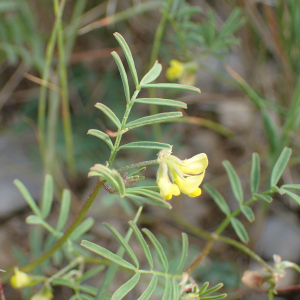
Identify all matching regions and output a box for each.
[117,159,159,173]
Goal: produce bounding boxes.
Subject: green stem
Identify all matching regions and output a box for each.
[117,159,159,173]
[95,207,143,300]
[49,257,83,281]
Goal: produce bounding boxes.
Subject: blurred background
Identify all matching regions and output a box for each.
[1,0,300,299]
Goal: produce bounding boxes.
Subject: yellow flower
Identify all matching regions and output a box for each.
[179,153,208,175]
[166,59,184,81]
[10,267,33,289]
[174,172,205,197]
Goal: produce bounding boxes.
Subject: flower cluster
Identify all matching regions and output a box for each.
[156,150,208,200]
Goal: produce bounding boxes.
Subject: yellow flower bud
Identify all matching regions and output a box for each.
[179,153,208,175]
[10,267,33,289]
[166,60,184,81]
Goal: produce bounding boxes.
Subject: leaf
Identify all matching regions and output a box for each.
[111,51,131,104]
[250,153,260,194]
[281,184,300,190]
[128,221,153,270]
[79,265,106,283]
[70,218,94,240]
[271,147,292,186]
[52,278,77,289]
[222,160,243,204]
[271,185,284,194]
[14,179,41,217]
[203,184,230,215]
[111,169,126,197]
[137,275,158,300]
[140,61,162,85]
[111,273,140,300]
[26,215,43,225]
[119,141,172,151]
[95,103,122,129]
[175,233,189,274]
[230,218,249,243]
[114,32,139,86]
[200,283,224,297]
[240,206,255,222]
[172,278,179,300]
[41,174,54,219]
[56,189,71,231]
[281,189,300,205]
[81,240,136,270]
[88,129,114,151]
[199,282,209,294]
[135,98,187,109]
[200,294,227,300]
[126,112,183,128]
[103,223,139,268]
[141,83,200,93]
[254,193,273,203]
[162,278,172,300]
[142,229,169,272]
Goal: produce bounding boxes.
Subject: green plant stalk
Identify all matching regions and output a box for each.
[54,0,75,174]
[169,211,272,272]
[149,0,174,141]
[37,0,67,164]
[117,159,159,173]
[95,207,143,300]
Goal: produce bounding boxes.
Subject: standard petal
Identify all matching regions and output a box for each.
[179,153,208,175]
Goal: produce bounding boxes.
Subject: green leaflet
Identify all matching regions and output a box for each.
[142,229,169,272]
[281,184,300,190]
[111,273,140,300]
[240,206,255,222]
[14,179,41,217]
[126,193,171,209]
[162,278,172,300]
[87,129,114,151]
[230,218,249,243]
[56,189,71,231]
[126,112,183,128]
[26,215,43,225]
[271,147,292,186]
[134,98,187,109]
[254,193,273,203]
[128,221,153,270]
[200,283,224,297]
[250,153,260,195]
[41,174,54,219]
[119,141,172,151]
[137,275,157,300]
[281,189,300,205]
[111,51,131,104]
[203,184,230,215]
[95,102,122,129]
[175,233,189,274]
[114,32,139,87]
[172,278,179,300]
[103,223,139,268]
[81,240,136,270]
[141,83,200,93]
[79,266,106,283]
[69,217,94,240]
[222,160,243,204]
[140,60,162,85]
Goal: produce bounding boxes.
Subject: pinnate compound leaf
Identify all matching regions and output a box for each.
[111,51,131,104]
[162,278,172,300]
[80,240,136,270]
[250,153,260,194]
[14,179,41,217]
[128,221,153,270]
[172,278,179,300]
[56,189,71,231]
[230,218,249,243]
[70,217,94,240]
[271,147,292,186]
[204,184,230,215]
[135,98,187,109]
[111,273,140,300]
[142,229,169,272]
[126,112,183,128]
[140,61,162,85]
[103,223,139,268]
[222,160,243,204]
[95,103,122,129]
[41,174,54,219]
[137,275,158,300]
[114,32,139,86]
[176,233,189,274]
[141,83,200,93]
[281,189,300,205]
[88,129,114,151]
[240,206,255,222]
[254,193,273,203]
[119,141,172,151]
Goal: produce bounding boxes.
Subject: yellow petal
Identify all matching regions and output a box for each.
[158,177,180,200]
[187,188,201,197]
[166,60,184,81]
[179,153,208,175]
[10,268,32,289]
[175,173,205,194]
